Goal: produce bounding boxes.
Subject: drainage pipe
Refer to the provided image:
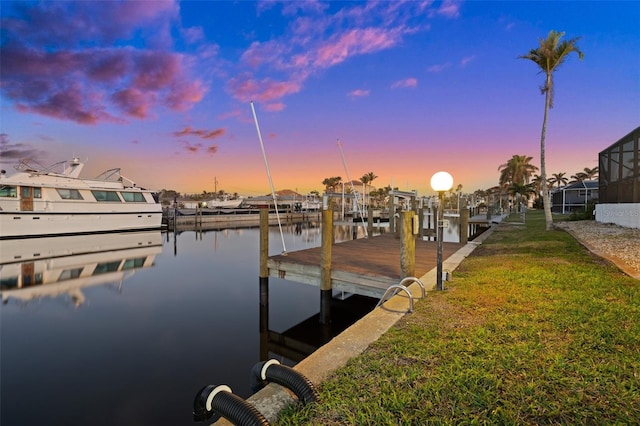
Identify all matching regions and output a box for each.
[193,384,269,425]
[250,359,318,404]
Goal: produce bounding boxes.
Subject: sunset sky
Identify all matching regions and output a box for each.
[1,1,638,197]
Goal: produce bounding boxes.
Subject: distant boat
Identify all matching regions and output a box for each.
[0,157,163,239]
[204,198,245,209]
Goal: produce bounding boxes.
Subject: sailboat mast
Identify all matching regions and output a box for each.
[250,101,287,254]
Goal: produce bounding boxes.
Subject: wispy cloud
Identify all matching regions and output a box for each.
[391,78,418,89]
[264,103,285,112]
[348,89,370,99]
[0,1,206,124]
[228,1,450,110]
[431,0,462,18]
[427,63,452,73]
[177,139,218,155]
[228,75,302,103]
[460,55,476,67]
[173,127,226,140]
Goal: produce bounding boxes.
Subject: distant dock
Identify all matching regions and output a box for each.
[164,207,320,231]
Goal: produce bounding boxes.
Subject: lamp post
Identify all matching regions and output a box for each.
[431,171,454,291]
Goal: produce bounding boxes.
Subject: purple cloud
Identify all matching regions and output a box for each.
[0,1,205,124]
[0,134,48,164]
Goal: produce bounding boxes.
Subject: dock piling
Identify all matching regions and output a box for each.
[460,207,469,243]
[400,211,416,278]
[259,208,269,360]
[320,206,333,324]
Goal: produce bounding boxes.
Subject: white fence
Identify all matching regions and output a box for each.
[595,203,640,228]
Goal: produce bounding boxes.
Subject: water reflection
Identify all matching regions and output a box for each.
[0,218,469,426]
[1,231,162,306]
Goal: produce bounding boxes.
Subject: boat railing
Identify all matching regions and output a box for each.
[92,169,136,187]
[16,158,62,175]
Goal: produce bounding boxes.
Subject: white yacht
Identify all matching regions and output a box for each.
[0,157,163,239]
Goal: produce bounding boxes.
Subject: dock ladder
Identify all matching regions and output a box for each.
[375,277,426,313]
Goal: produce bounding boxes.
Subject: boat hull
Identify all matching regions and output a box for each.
[0,210,163,239]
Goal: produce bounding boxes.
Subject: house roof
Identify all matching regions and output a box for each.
[553,180,598,192]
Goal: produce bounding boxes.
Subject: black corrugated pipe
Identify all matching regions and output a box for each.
[193,384,269,425]
[250,359,319,404]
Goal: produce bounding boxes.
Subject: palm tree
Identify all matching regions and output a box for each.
[499,155,539,186]
[508,183,536,212]
[550,172,569,188]
[581,167,599,180]
[360,172,378,208]
[321,176,342,193]
[499,155,538,212]
[520,30,584,230]
[570,172,588,183]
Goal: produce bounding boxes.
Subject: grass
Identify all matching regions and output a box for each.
[275,210,640,425]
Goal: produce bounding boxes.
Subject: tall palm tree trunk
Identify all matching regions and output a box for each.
[540,73,553,230]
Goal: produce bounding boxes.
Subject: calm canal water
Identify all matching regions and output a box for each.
[1,218,463,426]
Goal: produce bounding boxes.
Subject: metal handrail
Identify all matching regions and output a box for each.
[376,284,414,313]
[398,277,426,299]
[376,276,426,313]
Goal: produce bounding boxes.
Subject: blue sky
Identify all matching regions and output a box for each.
[1,1,638,196]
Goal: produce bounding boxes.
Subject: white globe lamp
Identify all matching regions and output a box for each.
[430,171,453,291]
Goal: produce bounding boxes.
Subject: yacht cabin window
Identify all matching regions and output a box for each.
[0,185,17,197]
[56,189,83,200]
[121,192,146,202]
[91,191,121,202]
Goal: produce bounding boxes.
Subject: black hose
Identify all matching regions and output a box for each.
[193,384,269,425]
[250,360,318,404]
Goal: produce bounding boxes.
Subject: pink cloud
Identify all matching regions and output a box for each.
[265,103,286,112]
[0,2,205,125]
[179,140,202,153]
[241,41,287,69]
[112,88,151,119]
[174,127,226,140]
[229,1,441,112]
[391,78,418,89]
[176,140,218,156]
[432,0,461,18]
[228,74,301,103]
[15,82,113,125]
[315,27,402,68]
[348,89,370,98]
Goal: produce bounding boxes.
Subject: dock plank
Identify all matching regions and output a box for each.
[267,234,464,297]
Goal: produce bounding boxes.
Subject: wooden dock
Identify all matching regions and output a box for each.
[267,234,464,298]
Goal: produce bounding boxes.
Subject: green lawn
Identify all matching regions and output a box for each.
[275,210,640,425]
